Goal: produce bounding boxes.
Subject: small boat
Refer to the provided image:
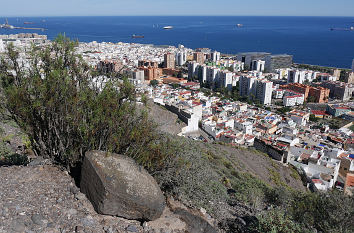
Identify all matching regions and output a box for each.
[163,26,173,30]
[236,24,243,27]
[132,34,144,38]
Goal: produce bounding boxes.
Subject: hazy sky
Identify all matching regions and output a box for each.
[1,0,354,17]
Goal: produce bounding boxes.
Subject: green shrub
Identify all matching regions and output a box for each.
[250,209,308,233]
[0,35,166,169]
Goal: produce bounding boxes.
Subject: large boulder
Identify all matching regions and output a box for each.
[80,150,165,221]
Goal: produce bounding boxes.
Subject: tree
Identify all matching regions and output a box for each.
[150,79,159,87]
[0,35,168,170]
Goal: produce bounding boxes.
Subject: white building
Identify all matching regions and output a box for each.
[234,120,253,135]
[274,89,285,99]
[219,71,233,90]
[206,67,220,86]
[251,60,265,72]
[239,76,257,97]
[288,69,306,84]
[188,61,199,80]
[211,51,221,62]
[256,80,273,105]
[176,51,187,66]
[240,76,272,105]
[0,39,4,52]
[283,90,305,107]
[199,65,207,83]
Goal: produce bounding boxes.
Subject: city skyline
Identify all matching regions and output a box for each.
[1,0,354,17]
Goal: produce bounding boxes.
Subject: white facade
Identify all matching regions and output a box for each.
[188,61,199,80]
[251,60,265,72]
[176,51,187,66]
[0,39,4,52]
[239,76,257,97]
[211,51,221,62]
[283,91,305,106]
[219,71,233,90]
[240,76,272,105]
[234,120,253,135]
[199,65,207,83]
[256,80,273,105]
[206,67,220,86]
[288,70,306,84]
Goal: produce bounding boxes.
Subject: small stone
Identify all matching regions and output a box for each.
[126,225,138,232]
[103,226,114,233]
[70,186,80,195]
[75,225,84,232]
[81,215,96,227]
[31,214,47,225]
[67,208,78,215]
[75,193,86,201]
[11,219,26,232]
[47,222,55,228]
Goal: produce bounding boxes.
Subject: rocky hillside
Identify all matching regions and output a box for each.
[0,164,218,233]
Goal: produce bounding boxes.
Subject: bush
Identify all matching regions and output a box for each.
[289,191,354,233]
[0,35,167,169]
[250,209,307,233]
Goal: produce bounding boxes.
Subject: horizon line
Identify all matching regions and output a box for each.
[1,15,354,18]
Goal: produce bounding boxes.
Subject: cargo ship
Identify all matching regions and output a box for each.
[132,34,144,38]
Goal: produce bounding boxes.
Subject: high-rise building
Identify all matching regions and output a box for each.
[176,51,187,66]
[237,52,270,70]
[164,53,175,69]
[287,70,306,84]
[265,54,293,72]
[346,72,354,84]
[321,81,354,101]
[0,39,4,52]
[188,61,199,80]
[219,71,233,90]
[206,67,220,86]
[211,51,221,62]
[193,52,205,64]
[197,65,207,83]
[240,76,273,104]
[256,80,273,105]
[251,60,265,72]
[239,76,257,97]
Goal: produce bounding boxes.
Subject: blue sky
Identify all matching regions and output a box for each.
[1,0,354,17]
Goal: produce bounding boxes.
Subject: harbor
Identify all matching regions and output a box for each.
[0,19,46,31]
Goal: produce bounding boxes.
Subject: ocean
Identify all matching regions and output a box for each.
[1,16,354,68]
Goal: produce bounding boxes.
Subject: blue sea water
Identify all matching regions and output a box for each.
[1,16,354,68]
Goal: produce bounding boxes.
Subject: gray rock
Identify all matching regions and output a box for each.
[80,151,165,221]
[11,219,26,232]
[69,185,80,195]
[75,193,86,201]
[31,214,46,226]
[28,156,49,166]
[75,225,85,232]
[126,225,138,232]
[67,208,78,216]
[81,215,96,227]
